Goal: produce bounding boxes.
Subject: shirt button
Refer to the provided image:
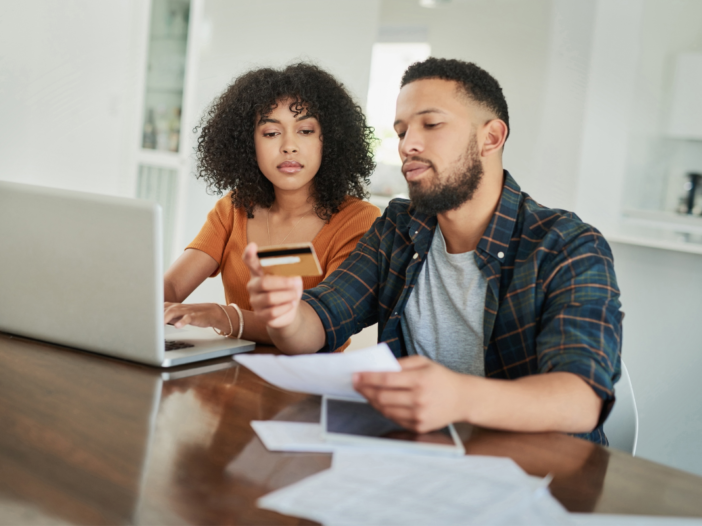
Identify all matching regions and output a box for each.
[413,253,418,260]
[497,251,505,259]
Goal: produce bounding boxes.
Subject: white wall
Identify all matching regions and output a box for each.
[572,0,702,226]
[575,0,702,229]
[529,0,596,211]
[621,0,702,213]
[0,1,148,196]
[574,0,644,229]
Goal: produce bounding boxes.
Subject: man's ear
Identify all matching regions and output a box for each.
[480,119,508,156]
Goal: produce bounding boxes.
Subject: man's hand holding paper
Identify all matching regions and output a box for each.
[353,355,471,434]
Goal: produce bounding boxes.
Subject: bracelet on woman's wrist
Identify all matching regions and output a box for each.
[229,303,244,339]
[212,303,234,337]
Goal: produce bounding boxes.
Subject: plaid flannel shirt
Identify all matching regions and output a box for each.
[303,171,623,444]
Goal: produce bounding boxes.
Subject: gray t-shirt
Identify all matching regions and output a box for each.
[400,225,488,376]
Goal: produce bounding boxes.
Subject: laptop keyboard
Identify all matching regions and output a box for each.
[165,340,195,351]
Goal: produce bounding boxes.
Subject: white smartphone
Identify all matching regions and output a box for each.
[321,396,466,457]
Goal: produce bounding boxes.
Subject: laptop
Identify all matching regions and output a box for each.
[0,180,255,367]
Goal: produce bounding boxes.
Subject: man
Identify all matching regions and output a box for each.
[243,58,622,444]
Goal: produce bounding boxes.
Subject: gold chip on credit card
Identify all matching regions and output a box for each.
[256,242,323,277]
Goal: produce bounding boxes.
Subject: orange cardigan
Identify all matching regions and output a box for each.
[187,194,381,312]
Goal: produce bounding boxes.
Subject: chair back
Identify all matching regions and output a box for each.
[603,361,639,455]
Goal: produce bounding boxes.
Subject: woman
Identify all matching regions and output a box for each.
[163,63,380,348]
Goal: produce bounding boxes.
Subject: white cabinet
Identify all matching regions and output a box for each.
[135,0,201,267]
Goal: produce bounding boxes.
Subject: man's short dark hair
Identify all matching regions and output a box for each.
[401,57,510,140]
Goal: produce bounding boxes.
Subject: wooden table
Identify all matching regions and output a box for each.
[2,332,702,525]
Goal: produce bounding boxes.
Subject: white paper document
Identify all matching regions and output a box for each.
[235,343,401,400]
[251,421,336,453]
[258,450,569,526]
[258,449,701,525]
[251,420,445,455]
[329,450,538,482]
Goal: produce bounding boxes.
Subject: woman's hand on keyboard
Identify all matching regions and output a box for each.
[163,302,235,334]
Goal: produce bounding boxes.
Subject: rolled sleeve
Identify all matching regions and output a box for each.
[303,216,384,352]
[536,227,623,426]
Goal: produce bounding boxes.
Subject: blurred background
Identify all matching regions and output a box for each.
[1,0,701,478]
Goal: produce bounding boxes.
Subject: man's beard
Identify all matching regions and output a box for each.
[407,135,483,216]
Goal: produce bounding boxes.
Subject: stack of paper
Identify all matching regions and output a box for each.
[257,451,702,525]
[258,450,568,525]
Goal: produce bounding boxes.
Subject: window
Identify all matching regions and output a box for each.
[366,42,430,197]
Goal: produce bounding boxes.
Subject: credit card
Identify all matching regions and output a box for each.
[256,242,322,277]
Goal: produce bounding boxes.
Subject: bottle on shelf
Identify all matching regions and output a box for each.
[676,172,702,215]
[686,173,702,215]
[142,108,157,150]
[155,106,170,151]
[168,107,181,152]
[172,5,187,38]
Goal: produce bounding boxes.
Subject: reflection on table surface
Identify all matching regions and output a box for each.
[2,331,702,525]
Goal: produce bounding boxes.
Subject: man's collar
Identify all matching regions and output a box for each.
[408,170,521,261]
[476,170,521,261]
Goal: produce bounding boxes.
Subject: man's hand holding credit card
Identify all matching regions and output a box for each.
[243,242,325,337]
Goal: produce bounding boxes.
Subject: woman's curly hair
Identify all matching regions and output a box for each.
[195,63,375,220]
